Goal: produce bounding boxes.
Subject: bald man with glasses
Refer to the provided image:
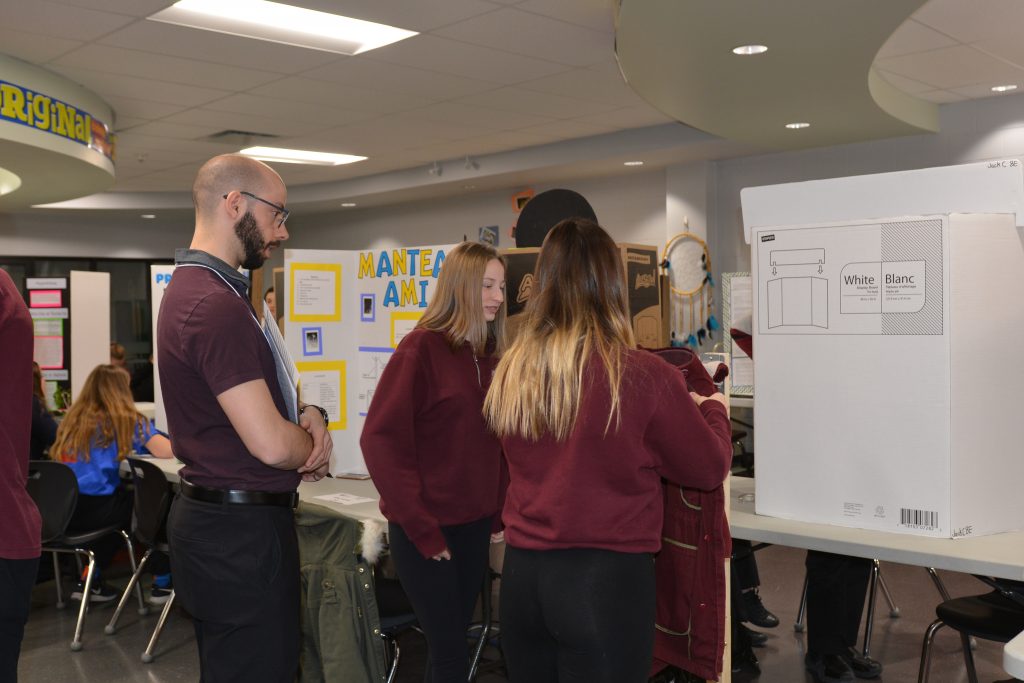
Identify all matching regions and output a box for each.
[158,154,332,681]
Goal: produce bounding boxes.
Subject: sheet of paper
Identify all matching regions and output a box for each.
[314,492,375,505]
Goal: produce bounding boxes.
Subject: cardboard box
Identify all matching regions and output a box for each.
[746,212,1024,539]
[500,243,664,348]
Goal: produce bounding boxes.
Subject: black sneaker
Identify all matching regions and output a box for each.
[741,589,780,628]
[805,653,854,683]
[149,585,173,605]
[741,624,768,647]
[70,580,119,603]
[840,647,882,679]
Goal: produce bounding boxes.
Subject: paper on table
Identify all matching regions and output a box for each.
[314,492,376,506]
[263,300,299,421]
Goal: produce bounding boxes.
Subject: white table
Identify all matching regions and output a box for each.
[730,475,1024,678]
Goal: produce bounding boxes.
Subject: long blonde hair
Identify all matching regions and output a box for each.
[417,241,507,356]
[52,364,148,463]
[484,218,635,441]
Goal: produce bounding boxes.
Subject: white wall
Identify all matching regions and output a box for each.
[0,213,190,259]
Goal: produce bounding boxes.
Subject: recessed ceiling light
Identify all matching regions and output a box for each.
[991,84,1018,93]
[240,146,367,166]
[785,122,810,129]
[141,214,156,219]
[341,202,357,207]
[623,161,644,166]
[148,0,417,55]
[732,44,768,56]
[0,167,22,196]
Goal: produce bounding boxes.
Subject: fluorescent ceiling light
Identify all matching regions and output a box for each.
[341,202,357,207]
[148,0,417,55]
[623,160,644,166]
[141,214,156,219]
[785,122,810,129]
[0,167,21,196]
[732,44,768,55]
[240,146,367,166]
[991,84,1018,93]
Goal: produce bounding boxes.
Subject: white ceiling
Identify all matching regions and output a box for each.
[1,0,1023,213]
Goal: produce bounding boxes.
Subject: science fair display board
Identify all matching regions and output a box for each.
[285,244,454,476]
[741,160,1024,539]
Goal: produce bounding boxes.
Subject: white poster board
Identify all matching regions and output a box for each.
[70,270,109,401]
[150,265,175,433]
[285,244,454,476]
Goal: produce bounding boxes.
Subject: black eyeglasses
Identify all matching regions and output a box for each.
[224,191,290,227]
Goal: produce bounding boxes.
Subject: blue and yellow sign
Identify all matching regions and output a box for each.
[0,79,115,161]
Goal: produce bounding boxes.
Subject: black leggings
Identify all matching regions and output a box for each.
[388,517,492,683]
[500,546,655,683]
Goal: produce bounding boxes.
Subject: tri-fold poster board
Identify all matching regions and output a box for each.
[741,159,1024,539]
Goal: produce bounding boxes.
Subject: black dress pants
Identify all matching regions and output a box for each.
[500,546,655,683]
[387,516,492,683]
[805,550,872,656]
[168,495,300,683]
[0,557,39,683]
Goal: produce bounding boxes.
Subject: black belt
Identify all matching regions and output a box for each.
[179,478,298,509]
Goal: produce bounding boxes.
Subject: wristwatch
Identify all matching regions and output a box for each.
[303,404,330,426]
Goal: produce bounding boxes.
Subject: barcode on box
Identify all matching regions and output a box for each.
[900,508,938,530]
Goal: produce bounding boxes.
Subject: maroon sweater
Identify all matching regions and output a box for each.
[361,329,503,558]
[501,348,731,553]
[0,269,42,559]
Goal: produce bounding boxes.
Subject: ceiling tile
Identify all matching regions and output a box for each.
[366,34,570,85]
[97,20,343,74]
[408,102,558,131]
[1,0,135,41]
[515,0,615,33]
[516,119,617,140]
[123,121,224,141]
[877,44,1024,90]
[517,67,642,107]
[294,0,499,32]
[203,94,376,127]
[458,86,623,119]
[875,20,958,59]
[913,0,1024,44]
[110,116,150,131]
[575,105,675,129]
[435,8,612,67]
[114,131,231,155]
[51,65,233,107]
[0,28,82,63]
[974,39,1024,72]
[247,77,436,114]
[876,69,936,95]
[161,108,329,138]
[914,89,968,104]
[105,95,190,123]
[300,59,499,100]
[52,44,284,91]
[48,0,174,17]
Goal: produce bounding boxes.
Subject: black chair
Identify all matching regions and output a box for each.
[25,460,144,651]
[918,576,1024,683]
[374,574,421,683]
[104,457,176,662]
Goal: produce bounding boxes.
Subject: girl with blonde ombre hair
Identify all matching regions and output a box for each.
[52,364,172,602]
[362,241,508,682]
[484,218,733,683]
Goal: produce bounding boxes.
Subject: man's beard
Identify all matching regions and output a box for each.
[234,210,270,270]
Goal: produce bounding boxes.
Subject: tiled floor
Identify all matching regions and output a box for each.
[17,544,1018,682]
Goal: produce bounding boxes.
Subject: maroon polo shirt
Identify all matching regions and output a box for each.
[157,254,299,493]
[0,269,42,559]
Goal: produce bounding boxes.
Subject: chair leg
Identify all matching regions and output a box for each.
[106,549,152,635]
[141,590,175,663]
[794,572,809,632]
[71,549,97,651]
[860,560,881,658]
[380,633,401,683]
[119,530,146,615]
[468,571,493,681]
[52,552,65,609]
[918,618,946,683]
[961,628,980,683]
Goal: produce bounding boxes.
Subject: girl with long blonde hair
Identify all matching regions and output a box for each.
[52,364,172,602]
[484,218,733,683]
[362,241,507,682]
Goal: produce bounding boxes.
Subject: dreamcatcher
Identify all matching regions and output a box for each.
[661,230,720,348]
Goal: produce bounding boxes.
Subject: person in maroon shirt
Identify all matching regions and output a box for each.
[361,241,507,683]
[484,218,733,683]
[158,154,332,682]
[0,268,42,681]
